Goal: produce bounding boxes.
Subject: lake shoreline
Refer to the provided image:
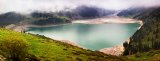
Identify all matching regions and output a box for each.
[6,17,142,32]
[6,17,143,56]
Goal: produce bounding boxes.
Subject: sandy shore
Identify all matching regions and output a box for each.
[60,40,87,49]
[5,24,29,32]
[73,17,143,25]
[99,45,124,56]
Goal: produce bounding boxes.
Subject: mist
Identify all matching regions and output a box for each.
[0,0,160,14]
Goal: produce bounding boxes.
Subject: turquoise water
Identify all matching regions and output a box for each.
[27,23,140,50]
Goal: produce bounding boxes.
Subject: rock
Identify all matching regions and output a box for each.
[99,45,124,56]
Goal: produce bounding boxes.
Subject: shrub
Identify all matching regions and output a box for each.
[0,35,30,61]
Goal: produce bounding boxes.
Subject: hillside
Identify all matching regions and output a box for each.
[117,7,151,18]
[0,12,71,26]
[0,12,25,26]
[1,28,160,61]
[57,5,115,20]
[123,7,160,55]
[0,28,127,61]
[30,12,71,25]
[126,50,160,61]
[0,5,115,27]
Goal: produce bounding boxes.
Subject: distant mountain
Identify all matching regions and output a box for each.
[31,12,55,18]
[0,12,72,26]
[30,12,71,25]
[57,5,115,19]
[123,7,160,55]
[117,7,150,17]
[133,7,159,21]
[0,5,115,26]
[0,12,25,26]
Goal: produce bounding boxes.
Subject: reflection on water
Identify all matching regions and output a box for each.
[27,23,140,50]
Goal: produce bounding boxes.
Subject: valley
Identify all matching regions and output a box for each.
[0,1,160,60]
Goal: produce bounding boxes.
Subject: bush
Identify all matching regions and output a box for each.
[0,35,30,61]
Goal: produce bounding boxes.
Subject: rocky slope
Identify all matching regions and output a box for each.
[123,7,160,55]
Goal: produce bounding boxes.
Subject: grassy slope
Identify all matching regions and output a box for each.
[0,28,126,61]
[0,27,160,61]
[126,50,160,61]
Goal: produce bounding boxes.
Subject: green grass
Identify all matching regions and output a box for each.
[126,50,160,61]
[0,28,126,61]
[0,28,160,61]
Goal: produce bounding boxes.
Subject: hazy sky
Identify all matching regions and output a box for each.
[0,0,160,13]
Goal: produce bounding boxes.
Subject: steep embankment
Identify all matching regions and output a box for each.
[123,7,160,55]
[0,28,127,61]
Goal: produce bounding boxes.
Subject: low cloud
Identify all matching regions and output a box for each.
[0,0,160,13]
